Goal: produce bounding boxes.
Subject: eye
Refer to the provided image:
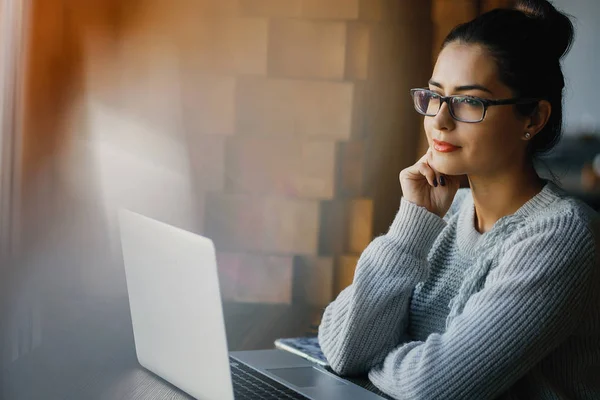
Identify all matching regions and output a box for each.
[457,97,480,106]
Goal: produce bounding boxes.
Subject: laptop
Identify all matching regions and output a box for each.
[118,209,386,400]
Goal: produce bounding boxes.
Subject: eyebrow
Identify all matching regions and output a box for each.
[428,80,493,95]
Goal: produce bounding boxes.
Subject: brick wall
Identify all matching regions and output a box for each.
[18,0,433,307]
[168,0,434,305]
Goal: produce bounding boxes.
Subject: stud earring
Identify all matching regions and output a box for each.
[524,132,532,140]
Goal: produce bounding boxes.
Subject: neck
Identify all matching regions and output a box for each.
[468,164,545,233]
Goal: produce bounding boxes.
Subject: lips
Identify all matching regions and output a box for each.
[433,139,461,153]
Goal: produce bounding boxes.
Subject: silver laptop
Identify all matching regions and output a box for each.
[118,209,386,400]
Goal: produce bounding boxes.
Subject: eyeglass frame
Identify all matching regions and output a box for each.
[410,88,542,123]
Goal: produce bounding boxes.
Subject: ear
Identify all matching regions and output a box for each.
[525,100,552,139]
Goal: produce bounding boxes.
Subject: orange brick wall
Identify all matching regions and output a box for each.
[178,0,435,304]
[18,0,435,306]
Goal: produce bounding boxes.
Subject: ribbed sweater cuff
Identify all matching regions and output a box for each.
[388,198,447,258]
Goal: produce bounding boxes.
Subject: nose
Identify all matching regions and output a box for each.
[431,101,455,131]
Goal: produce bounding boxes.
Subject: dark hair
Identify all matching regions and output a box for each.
[442,0,575,158]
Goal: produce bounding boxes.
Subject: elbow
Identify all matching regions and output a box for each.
[318,329,368,377]
[328,357,369,377]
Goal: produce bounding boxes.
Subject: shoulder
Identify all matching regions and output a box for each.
[524,187,597,235]
[486,189,599,290]
[508,185,599,256]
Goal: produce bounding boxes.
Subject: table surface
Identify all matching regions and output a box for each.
[1,295,322,400]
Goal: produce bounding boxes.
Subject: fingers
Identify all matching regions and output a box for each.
[426,148,446,187]
[399,160,437,187]
[402,148,450,188]
[417,149,430,163]
[416,162,438,187]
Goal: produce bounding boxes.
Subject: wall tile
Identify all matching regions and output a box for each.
[269,19,346,80]
[236,77,354,139]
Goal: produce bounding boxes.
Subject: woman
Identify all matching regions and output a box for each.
[318,0,600,399]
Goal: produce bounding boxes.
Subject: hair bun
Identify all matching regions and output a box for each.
[515,0,575,59]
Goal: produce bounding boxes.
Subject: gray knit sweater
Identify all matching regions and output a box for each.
[318,182,600,399]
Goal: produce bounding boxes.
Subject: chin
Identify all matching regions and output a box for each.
[431,153,467,176]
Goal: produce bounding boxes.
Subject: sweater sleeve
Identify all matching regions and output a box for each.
[367,211,596,400]
[318,198,447,375]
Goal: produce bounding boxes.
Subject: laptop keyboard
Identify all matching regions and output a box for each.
[229,356,309,399]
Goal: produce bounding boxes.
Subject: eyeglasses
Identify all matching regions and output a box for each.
[410,88,540,123]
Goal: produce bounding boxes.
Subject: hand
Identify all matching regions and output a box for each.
[399,149,461,218]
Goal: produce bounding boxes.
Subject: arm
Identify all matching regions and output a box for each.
[318,199,447,376]
[367,212,596,400]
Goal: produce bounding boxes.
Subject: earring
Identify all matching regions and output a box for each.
[524,132,532,140]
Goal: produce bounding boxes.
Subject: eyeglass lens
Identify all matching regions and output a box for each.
[413,90,485,122]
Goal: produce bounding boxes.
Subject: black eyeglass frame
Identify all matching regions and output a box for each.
[410,88,542,123]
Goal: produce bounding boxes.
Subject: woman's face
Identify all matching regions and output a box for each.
[425,42,529,177]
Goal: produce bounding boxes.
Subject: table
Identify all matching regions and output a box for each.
[1,295,322,400]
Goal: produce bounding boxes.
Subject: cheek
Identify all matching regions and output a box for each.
[465,119,523,165]
[467,135,500,160]
[423,119,433,142]
[487,107,525,133]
